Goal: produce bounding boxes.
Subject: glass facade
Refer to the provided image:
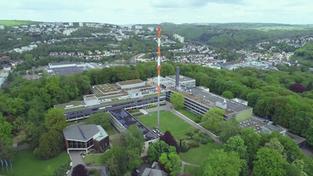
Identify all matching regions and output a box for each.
[67,138,94,149]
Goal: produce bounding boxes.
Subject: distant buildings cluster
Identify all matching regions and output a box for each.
[46,62,104,75]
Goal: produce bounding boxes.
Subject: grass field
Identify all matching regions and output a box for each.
[138,111,194,140]
[0,20,34,26]
[0,150,70,176]
[180,142,221,165]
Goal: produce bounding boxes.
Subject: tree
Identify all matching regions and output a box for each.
[34,130,64,159]
[240,128,261,166]
[0,114,13,159]
[222,91,234,99]
[264,138,284,154]
[159,152,181,176]
[123,125,145,170]
[200,150,243,176]
[170,92,184,109]
[306,121,313,147]
[219,119,241,142]
[148,141,175,162]
[225,135,247,159]
[72,164,88,176]
[286,159,307,176]
[289,83,306,93]
[202,108,225,134]
[85,112,112,131]
[103,147,128,176]
[267,133,304,163]
[160,131,178,151]
[304,157,313,176]
[44,108,66,132]
[253,147,287,176]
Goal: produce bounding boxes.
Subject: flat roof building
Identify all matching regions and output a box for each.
[166,75,196,89]
[116,79,146,90]
[63,124,109,152]
[166,86,252,121]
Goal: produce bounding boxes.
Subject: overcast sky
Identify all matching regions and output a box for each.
[1,0,313,24]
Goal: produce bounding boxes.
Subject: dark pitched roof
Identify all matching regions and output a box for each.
[63,124,108,141]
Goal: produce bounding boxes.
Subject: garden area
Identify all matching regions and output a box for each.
[0,150,70,176]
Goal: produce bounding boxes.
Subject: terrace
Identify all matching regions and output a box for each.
[91,84,121,97]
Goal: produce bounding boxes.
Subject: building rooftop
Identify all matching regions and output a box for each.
[63,124,108,142]
[49,66,85,75]
[54,101,84,109]
[286,132,306,145]
[167,75,194,82]
[261,123,286,134]
[83,94,98,101]
[109,109,158,141]
[92,84,121,96]
[183,87,249,113]
[117,79,144,86]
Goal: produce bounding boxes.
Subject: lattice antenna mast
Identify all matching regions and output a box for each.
[156,25,161,130]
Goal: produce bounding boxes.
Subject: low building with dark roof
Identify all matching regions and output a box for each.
[63,124,109,152]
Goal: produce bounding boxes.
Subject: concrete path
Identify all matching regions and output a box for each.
[181,160,200,173]
[68,151,85,167]
[67,151,85,176]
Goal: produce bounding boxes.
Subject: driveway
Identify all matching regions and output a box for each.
[68,151,85,167]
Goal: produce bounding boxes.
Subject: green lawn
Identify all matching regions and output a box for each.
[184,165,201,176]
[84,154,104,166]
[178,109,202,123]
[0,20,34,26]
[180,142,221,165]
[0,150,70,176]
[138,111,194,140]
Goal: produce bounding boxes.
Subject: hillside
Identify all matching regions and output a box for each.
[0,20,35,26]
[160,23,313,49]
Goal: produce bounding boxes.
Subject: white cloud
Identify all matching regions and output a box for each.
[0,0,312,24]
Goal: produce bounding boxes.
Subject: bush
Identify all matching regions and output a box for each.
[179,141,190,153]
[188,140,200,148]
[200,136,210,144]
[194,117,202,123]
[54,163,70,176]
[160,131,179,151]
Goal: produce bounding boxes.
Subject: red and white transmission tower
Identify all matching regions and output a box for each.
[156,25,161,129]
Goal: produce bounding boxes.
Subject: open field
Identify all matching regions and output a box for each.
[137,111,194,140]
[0,150,69,176]
[0,20,34,26]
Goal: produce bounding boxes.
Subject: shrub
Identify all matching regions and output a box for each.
[188,140,200,148]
